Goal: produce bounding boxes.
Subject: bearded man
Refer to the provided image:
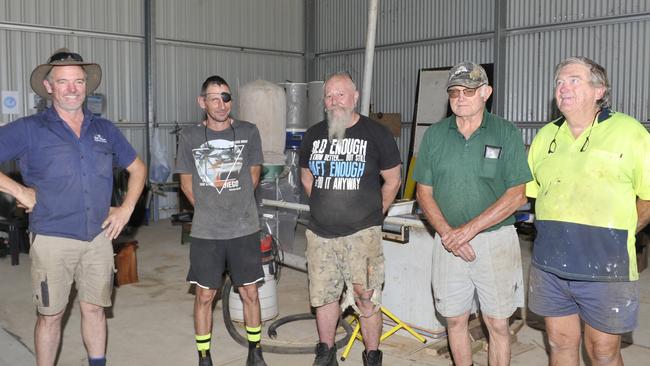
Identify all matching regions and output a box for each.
[299,72,402,366]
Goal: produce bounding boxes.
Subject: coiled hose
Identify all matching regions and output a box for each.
[221,277,353,354]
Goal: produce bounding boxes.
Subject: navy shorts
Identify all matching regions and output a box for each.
[528,265,639,334]
[187,231,264,289]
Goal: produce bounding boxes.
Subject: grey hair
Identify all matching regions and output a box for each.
[554,56,611,109]
[325,71,357,90]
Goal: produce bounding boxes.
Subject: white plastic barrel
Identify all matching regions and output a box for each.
[282,83,308,130]
[239,80,286,165]
[228,263,279,322]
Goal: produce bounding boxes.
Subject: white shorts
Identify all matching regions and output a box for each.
[431,225,524,318]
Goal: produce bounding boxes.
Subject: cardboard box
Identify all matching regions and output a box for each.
[370,113,402,137]
[114,240,139,286]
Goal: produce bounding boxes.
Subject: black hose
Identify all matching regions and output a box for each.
[222,277,353,354]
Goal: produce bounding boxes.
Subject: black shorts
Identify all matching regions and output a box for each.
[187,231,264,289]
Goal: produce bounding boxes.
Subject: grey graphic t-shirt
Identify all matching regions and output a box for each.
[175,119,263,240]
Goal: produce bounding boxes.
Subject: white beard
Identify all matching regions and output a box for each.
[327,108,353,141]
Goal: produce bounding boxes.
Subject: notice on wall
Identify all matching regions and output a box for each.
[2,91,21,114]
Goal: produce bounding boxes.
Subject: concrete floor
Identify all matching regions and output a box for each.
[1,219,650,365]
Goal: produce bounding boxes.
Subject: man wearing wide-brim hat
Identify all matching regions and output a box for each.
[0,48,146,366]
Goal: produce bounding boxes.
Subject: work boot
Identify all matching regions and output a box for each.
[246,343,267,366]
[362,349,382,366]
[198,349,213,366]
[313,342,338,366]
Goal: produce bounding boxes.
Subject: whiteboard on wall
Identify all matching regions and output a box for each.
[409,69,450,159]
[408,64,493,160]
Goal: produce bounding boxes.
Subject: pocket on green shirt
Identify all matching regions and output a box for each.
[479,158,498,179]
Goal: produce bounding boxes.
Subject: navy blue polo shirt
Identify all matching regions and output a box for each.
[0,107,137,241]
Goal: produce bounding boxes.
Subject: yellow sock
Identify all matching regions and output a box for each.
[196,333,211,353]
[246,325,261,343]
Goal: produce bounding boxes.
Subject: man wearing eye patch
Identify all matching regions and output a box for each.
[175,75,266,366]
[526,56,650,366]
[414,62,531,366]
[0,48,146,366]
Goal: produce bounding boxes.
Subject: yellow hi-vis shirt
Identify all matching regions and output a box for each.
[527,110,650,281]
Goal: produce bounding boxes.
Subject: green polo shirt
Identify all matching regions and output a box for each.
[414,110,532,231]
[527,110,650,281]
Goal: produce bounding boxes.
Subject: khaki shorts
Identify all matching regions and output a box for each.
[305,226,384,313]
[30,233,114,315]
[432,225,524,319]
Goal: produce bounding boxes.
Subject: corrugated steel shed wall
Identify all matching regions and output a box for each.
[0,0,304,151]
[315,0,494,123]
[316,0,493,52]
[0,1,144,125]
[0,0,143,34]
[315,40,494,123]
[155,44,304,124]
[508,0,650,28]
[156,0,303,52]
[505,19,650,124]
[315,0,650,130]
[0,0,305,217]
[154,0,305,124]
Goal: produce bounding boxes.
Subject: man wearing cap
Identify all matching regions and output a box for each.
[0,48,146,366]
[414,62,531,366]
[527,56,650,366]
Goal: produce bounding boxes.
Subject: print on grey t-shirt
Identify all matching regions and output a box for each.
[193,138,243,193]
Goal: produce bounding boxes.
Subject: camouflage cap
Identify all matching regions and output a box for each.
[446,62,488,89]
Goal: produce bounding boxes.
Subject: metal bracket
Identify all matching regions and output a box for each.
[382,225,410,244]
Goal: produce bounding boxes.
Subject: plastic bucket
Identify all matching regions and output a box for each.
[228,236,279,322]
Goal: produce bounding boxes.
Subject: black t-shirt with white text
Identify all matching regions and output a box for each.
[299,115,401,238]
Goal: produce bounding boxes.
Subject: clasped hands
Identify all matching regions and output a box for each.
[440,223,479,262]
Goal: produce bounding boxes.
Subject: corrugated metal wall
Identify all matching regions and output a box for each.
[155,44,303,125]
[0,0,305,131]
[156,0,303,52]
[155,0,305,125]
[316,0,493,52]
[505,18,650,124]
[315,0,650,131]
[0,1,144,126]
[0,0,305,218]
[3,1,650,216]
[0,0,143,34]
[508,0,650,28]
[315,0,495,123]
[316,39,494,123]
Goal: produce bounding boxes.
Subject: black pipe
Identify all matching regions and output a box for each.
[221,277,353,354]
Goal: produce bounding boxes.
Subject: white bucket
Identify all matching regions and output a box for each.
[228,263,279,322]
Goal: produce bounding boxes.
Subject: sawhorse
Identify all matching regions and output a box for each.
[340,306,427,361]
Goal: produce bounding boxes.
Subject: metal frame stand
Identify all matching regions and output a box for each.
[340,306,427,361]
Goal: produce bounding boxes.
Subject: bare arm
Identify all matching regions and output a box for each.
[416,183,475,261]
[443,184,527,250]
[179,173,195,207]
[0,171,36,212]
[250,165,261,189]
[416,183,453,235]
[637,198,650,233]
[380,165,402,214]
[102,157,147,240]
[300,167,314,198]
